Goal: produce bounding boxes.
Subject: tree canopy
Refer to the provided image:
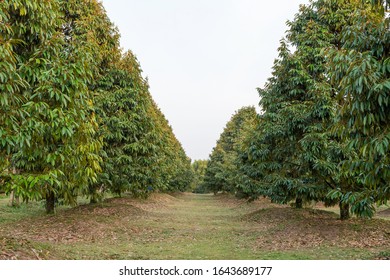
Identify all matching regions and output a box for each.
[0,0,193,213]
[203,107,257,195]
[206,0,389,220]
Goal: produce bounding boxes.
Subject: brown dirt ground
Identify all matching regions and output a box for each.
[0,193,176,259]
[214,194,390,257]
[377,208,390,217]
[0,193,389,259]
[243,207,390,251]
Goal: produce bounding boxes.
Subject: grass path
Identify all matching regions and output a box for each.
[1,193,389,259]
[127,193,260,259]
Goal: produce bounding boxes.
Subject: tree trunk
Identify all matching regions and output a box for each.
[295,197,303,209]
[8,167,20,207]
[8,191,20,207]
[339,202,350,220]
[46,191,55,214]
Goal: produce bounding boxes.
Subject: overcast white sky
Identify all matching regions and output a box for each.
[101,0,310,160]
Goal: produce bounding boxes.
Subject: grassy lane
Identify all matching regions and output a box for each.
[127,193,260,259]
[0,193,389,259]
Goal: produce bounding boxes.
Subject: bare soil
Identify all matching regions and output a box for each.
[0,193,389,260]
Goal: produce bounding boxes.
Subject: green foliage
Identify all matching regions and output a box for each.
[203,107,257,195]
[236,0,388,219]
[326,6,390,216]
[190,160,208,193]
[95,50,193,197]
[365,0,390,14]
[0,0,192,211]
[94,52,155,197]
[150,100,193,192]
[241,0,340,207]
[0,0,102,213]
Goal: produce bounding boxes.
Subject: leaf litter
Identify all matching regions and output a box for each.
[0,193,389,259]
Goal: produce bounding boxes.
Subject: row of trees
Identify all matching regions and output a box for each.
[203,0,389,219]
[190,160,208,193]
[0,0,193,213]
[203,107,257,196]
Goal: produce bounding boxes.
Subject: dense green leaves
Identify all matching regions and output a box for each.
[326,6,390,214]
[209,0,389,220]
[203,107,257,195]
[190,160,208,193]
[95,51,193,197]
[2,0,386,220]
[0,0,103,213]
[0,0,192,212]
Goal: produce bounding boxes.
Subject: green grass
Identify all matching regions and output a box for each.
[0,194,46,223]
[0,193,113,224]
[1,193,389,260]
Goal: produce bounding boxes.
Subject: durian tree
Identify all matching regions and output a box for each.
[203,107,257,195]
[0,0,102,213]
